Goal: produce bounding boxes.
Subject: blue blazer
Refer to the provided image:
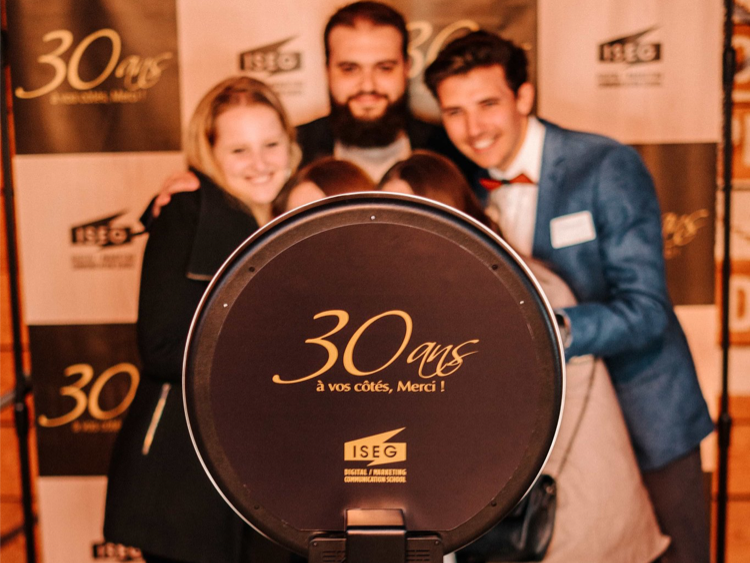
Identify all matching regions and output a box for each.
[480,120,713,471]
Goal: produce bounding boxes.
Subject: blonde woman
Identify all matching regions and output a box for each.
[104,76,302,563]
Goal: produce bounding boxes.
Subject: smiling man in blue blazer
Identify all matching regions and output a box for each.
[425,31,714,563]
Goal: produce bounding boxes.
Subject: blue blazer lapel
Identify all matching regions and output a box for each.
[532,120,567,260]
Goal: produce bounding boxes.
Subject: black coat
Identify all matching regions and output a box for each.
[104,173,301,563]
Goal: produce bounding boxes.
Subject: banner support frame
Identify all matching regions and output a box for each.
[1,18,38,563]
[716,1,735,562]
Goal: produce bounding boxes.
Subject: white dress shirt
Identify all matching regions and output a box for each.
[486,116,546,257]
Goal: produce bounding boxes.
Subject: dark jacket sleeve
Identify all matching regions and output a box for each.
[136,192,207,383]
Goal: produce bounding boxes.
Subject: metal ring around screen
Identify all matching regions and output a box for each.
[184,192,564,555]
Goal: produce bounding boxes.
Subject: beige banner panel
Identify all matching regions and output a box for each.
[15,153,184,325]
[37,477,118,563]
[538,0,721,144]
[176,0,347,127]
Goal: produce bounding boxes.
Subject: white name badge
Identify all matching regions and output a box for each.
[550,211,596,249]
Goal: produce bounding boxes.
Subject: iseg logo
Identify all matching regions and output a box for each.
[240,37,301,75]
[71,212,133,248]
[599,26,661,65]
[345,428,406,467]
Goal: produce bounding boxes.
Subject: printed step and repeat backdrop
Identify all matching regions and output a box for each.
[6,1,723,562]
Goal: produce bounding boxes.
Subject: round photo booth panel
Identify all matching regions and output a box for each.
[184,193,564,555]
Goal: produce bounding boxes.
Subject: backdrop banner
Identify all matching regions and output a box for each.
[537,0,721,145]
[8,1,535,562]
[29,325,141,477]
[7,0,181,154]
[634,144,716,306]
[8,0,725,562]
[7,0,181,560]
[173,0,535,127]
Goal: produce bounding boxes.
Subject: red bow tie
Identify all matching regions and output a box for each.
[479,173,534,191]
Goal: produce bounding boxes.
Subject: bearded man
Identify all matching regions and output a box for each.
[296,1,457,182]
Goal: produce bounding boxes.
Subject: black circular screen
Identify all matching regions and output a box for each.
[184,193,564,555]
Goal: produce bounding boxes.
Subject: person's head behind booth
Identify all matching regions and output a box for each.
[185,75,301,225]
[324,1,411,148]
[423,30,535,172]
[380,150,498,232]
[272,157,375,216]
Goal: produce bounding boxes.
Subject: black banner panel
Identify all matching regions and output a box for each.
[30,324,141,476]
[185,194,564,555]
[7,0,181,154]
[634,143,717,305]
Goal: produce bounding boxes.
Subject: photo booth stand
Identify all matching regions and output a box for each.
[183,194,565,562]
[308,509,442,563]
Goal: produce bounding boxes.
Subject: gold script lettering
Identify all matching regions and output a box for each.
[15,28,174,100]
[662,209,710,259]
[405,340,479,378]
[273,309,479,384]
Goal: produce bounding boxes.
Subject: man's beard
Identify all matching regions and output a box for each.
[330,92,409,148]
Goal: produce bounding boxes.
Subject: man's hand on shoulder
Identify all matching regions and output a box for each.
[152,171,200,219]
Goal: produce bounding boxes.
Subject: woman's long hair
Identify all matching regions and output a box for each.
[381,150,499,233]
[272,157,374,216]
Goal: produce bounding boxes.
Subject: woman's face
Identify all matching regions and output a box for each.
[212,104,291,214]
